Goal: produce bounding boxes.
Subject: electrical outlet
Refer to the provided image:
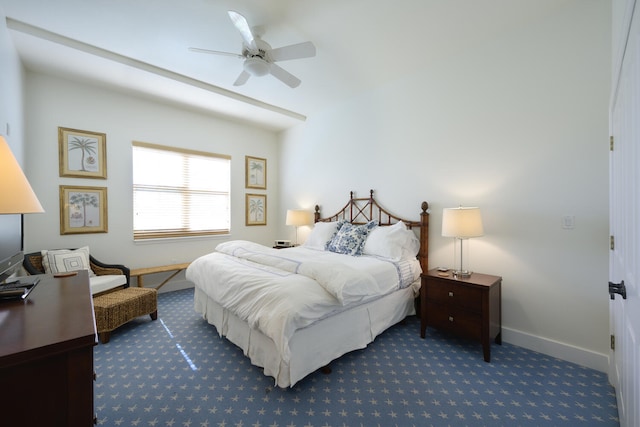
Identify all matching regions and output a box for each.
[562,215,575,229]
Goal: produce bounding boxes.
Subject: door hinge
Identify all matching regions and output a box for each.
[610,136,614,151]
[611,334,615,351]
[610,235,615,250]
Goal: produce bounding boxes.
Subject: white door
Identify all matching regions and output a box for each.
[609,1,640,426]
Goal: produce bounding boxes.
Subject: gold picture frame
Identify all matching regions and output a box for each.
[245,193,267,226]
[59,185,108,234]
[58,127,107,179]
[245,156,266,189]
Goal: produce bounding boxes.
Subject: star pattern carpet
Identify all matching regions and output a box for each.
[94,288,619,426]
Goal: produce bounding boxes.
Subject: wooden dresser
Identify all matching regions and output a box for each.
[420,268,502,362]
[0,271,97,426]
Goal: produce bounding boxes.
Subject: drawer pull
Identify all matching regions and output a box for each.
[448,291,454,297]
[448,316,454,322]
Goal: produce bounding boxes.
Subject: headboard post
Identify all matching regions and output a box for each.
[418,201,429,273]
[349,191,355,221]
[368,189,374,220]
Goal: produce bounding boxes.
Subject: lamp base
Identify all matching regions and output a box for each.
[453,270,472,278]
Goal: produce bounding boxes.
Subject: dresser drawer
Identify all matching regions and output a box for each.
[426,302,482,340]
[425,280,483,312]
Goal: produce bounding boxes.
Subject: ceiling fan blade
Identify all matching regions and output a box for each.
[269,63,301,88]
[188,47,243,59]
[233,70,251,86]
[269,41,316,62]
[228,10,256,49]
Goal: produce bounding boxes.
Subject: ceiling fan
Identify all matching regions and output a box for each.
[189,10,316,88]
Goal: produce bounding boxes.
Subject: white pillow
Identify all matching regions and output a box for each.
[303,221,341,250]
[363,221,420,261]
[41,246,96,276]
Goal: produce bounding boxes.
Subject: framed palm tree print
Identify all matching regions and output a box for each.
[59,185,108,234]
[245,156,266,189]
[58,127,107,179]
[246,193,266,226]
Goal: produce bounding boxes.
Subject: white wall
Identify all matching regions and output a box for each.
[0,4,25,162]
[22,72,280,290]
[279,1,611,371]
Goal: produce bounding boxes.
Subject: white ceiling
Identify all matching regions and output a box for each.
[2,0,571,131]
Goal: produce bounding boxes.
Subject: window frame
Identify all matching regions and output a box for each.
[132,141,231,240]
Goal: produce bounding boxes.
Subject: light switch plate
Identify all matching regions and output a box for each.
[562,215,575,229]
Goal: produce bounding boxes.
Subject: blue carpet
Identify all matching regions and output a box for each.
[94,288,619,426]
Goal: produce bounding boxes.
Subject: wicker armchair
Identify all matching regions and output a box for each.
[23,251,131,289]
[23,251,152,344]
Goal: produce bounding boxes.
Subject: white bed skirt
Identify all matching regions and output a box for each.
[194,285,417,388]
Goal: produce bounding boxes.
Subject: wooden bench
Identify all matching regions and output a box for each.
[130,262,190,290]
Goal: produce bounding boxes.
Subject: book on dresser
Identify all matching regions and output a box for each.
[0,274,42,300]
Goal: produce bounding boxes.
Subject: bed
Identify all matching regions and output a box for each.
[187,190,429,388]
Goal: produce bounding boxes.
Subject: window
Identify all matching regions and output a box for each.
[132,141,230,240]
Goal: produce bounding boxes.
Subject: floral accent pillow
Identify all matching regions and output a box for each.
[326,220,378,256]
[323,219,347,247]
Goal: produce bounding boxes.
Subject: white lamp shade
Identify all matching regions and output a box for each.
[0,136,44,214]
[286,209,313,227]
[442,207,483,238]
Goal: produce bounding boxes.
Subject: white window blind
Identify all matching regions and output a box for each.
[132,141,230,240]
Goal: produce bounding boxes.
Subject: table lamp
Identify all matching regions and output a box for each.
[0,135,44,214]
[442,206,483,278]
[286,209,313,246]
[0,135,44,285]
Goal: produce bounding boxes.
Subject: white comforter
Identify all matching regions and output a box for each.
[186,240,421,362]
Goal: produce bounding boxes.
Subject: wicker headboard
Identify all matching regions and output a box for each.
[314,190,429,273]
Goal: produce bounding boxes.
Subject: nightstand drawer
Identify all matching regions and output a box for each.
[425,281,482,312]
[426,302,482,340]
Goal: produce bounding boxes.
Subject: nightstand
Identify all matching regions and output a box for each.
[420,268,502,362]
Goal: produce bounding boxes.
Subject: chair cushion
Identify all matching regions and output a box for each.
[90,275,127,295]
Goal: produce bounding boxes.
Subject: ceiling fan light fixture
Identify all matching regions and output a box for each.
[243,57,270,76]
[189,10,315,87]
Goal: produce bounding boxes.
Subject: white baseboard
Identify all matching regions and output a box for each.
[502,326,609,373]
[154,279,194,294]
